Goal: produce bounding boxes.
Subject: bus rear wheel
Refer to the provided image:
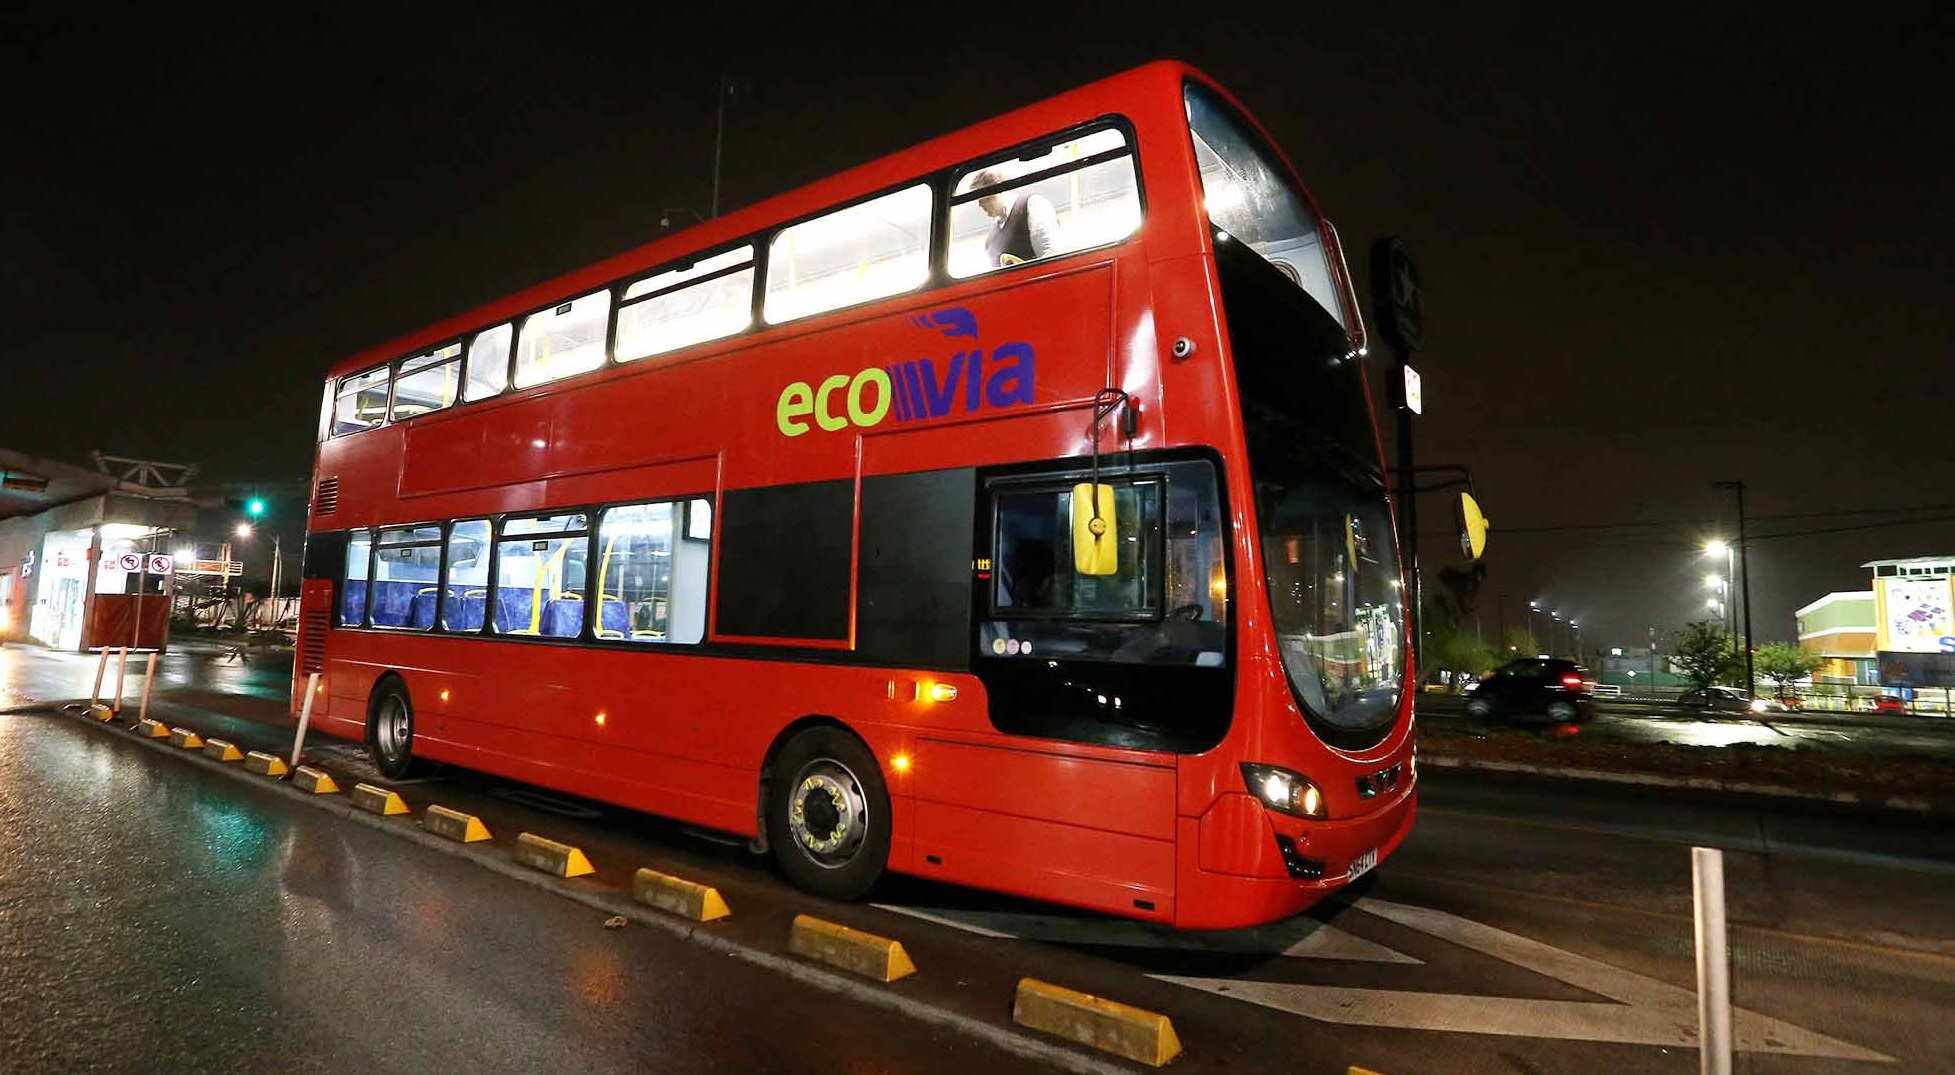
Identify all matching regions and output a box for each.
[767,727,890,900]
[366,679,424,780]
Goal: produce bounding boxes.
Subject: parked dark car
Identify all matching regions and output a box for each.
[1464,658,1593,723]
[1676,685,1787,714]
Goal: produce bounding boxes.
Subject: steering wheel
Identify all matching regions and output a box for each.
[1167,603,1204,623]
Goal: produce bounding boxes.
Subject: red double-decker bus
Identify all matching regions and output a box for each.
[296,60,1413,929]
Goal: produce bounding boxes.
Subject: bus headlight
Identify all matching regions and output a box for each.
[1240,763,1327,818]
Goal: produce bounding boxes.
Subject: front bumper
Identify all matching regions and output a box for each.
[1174,776,1417,929]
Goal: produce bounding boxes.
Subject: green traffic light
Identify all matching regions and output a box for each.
[247,498,266,517]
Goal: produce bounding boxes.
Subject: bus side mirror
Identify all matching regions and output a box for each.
[1458,492,1489,560]
[1071,483,1119,576]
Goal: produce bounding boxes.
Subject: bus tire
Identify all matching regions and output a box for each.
[366,678,424,780]
[767,726,890,900]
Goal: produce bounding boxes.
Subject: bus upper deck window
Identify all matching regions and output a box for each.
[949,126,1140,279]
[617,245,755,362]
[763,184,932,325]
[514,292,611,390]
[333,367,390,436]
[390,343,463,422]
[463,323,513,401]
[1185,83,1345,328]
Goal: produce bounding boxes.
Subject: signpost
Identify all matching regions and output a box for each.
[1372,236,1425,644]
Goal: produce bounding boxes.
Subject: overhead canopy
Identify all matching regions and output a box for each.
[0,448,117,523]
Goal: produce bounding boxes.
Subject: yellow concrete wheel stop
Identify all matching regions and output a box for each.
[788,915,915,982]
[351,783,410,816]
[89,704,115,722]
[631,868,730,922]
[1012,978,1181,1067]
[202,739,244,762]
[137,718,170,738]
[168,727,204,749]
[423,804,491,843]
[293,766,341,794]
[243,752,289,776]
[514,833,595,878]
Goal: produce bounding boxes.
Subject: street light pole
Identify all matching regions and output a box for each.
[1715,481,1755,695]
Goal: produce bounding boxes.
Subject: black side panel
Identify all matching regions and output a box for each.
[716,479,853,640]
[302,531,349,579]
[857,468,976,670]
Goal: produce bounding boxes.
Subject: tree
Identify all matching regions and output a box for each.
[1422,619,1494,683]
[1670,620,1738,691]
[1755,641,1824,697]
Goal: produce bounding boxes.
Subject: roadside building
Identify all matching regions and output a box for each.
[1795,591,1877,686]
[0,451,196,651]
[1865,557,1955,690]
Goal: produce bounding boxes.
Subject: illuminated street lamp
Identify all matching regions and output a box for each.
[235,523,253,538]
[1703,539,1737,638]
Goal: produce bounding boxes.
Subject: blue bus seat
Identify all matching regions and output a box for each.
[542,595,585,638]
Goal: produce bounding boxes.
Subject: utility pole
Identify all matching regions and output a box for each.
[1715,481,1755,695]
[710,74,746,219]
[269,533,283,630]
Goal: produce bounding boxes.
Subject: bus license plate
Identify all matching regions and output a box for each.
[1346,848,1378,881]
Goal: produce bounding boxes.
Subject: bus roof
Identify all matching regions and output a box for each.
[324,60,1254,383]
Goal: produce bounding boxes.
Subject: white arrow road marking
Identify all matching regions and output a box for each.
[872,904,1420,964]
[1155,898,1891,1062]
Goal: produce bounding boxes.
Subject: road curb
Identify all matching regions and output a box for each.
[1420,754,1942,814]
[54,702,1134,1075]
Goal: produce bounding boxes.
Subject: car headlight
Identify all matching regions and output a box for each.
[1240,763,1328,818]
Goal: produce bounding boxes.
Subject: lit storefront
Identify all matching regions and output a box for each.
[0,451,195,652]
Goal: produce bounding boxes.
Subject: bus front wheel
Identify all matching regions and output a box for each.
[366,678,423,780]
[767,727,890,900]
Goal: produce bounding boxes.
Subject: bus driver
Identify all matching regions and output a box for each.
[973,168,1060,267]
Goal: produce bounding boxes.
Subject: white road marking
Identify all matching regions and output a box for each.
[1156,898,1891,1062]
[872,904,1420,964]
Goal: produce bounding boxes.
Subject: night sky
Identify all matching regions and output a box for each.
[5,7,1950,650]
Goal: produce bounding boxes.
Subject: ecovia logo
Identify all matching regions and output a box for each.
[775,307,1035,437]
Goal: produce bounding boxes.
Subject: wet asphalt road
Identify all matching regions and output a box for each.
[1418,692,1955,759]
[4,641,1953,1074]
[0,708,1037,1075]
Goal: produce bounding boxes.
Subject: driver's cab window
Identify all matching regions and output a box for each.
[982,459,1225,666]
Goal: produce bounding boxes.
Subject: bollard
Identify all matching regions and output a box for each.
[111,647,130,713]
[1692,846,1731,1075]
[138,652,159,724]
[289,671,321,772]
[89,648,111,707]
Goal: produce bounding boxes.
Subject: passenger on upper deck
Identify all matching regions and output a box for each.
[973,168,1059,267]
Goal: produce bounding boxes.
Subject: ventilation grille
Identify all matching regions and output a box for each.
[313,476,340,516]
[299,608,331,674]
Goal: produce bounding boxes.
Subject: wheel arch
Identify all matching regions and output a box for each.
[754,713,866,855]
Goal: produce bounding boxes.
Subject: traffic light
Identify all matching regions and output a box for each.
[246,497,266,518]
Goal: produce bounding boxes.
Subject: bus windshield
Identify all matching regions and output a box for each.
[1186,81,1348,331]
[1213,213,1405,750]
